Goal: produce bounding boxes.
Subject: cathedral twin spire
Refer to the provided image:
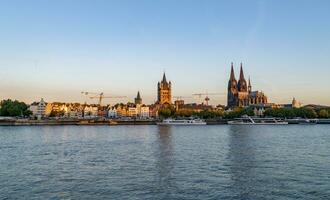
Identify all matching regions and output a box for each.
[227,62,267,107]
[230,63,245,81]
[228,62,248,92]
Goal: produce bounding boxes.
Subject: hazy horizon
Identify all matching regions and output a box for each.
[1,0,329,106]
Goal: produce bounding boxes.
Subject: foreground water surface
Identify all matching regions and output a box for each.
[0,125,329,200]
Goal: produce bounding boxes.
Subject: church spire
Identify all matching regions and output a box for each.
[162,72,167,83]
[137,91,141,99]
[135,91,142,105]
[230,62,236,81]
[239,63,245,81]
[237,63,248,92]
[248,77,252,93]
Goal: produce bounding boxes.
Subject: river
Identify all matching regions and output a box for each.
[0,125,329,199]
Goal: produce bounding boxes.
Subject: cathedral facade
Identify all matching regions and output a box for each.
[157,73,172,105]
[227,63,268,108]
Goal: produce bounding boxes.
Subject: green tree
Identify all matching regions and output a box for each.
[197,110,224,119]
[264,107,318,118]
[318,109,329,118]
[0,99,31,117]
[174,109,196,117]
[224,107,243,119]
[158,108,173,118]
[241,107,254,116]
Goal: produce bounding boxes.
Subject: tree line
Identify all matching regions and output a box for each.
[0,99,32,117]
[263,107,329,119]
[158,107,255,119]
[158,106,330,119]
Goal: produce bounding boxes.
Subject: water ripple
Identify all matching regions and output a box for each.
[0,125,329,199]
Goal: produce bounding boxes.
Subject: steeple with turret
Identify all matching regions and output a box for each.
[157,72,172,105]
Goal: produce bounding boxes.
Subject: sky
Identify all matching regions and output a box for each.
[0,0,329,106]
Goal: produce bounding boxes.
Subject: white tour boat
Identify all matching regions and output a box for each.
[228,116,288,125]
[157,118,207,126]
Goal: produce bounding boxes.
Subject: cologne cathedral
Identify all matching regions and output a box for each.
[227,63,268,108]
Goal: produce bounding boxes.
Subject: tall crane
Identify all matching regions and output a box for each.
[192,92,225,106]
[81,92,126,106]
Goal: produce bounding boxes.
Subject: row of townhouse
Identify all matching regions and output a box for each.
[108,103,151,119]
[29,99,99,119]
[29,98,155,119]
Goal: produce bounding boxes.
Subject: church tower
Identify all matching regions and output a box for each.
[227,63,238,107]
[237,63,248,92]
[157,72,172,105]
[135,91,142,105]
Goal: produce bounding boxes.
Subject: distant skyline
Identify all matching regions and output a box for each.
[0,0,330,105]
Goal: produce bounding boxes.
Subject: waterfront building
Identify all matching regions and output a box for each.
[157,73,172,105]
[178,103,213,113]
[139,106,150,118]
[97,106,108,118]
[45,103,53,116]
[108,107,117,118]
[45,102,84,118]
[37,98,46,119]
[292,97,302,108]
[280,97,302,109]
[174,99,185,111]
[116,104,128,118]
[83,104,99,118]
[68,109,83,118]
[227,63,268,108]
[29,102,39,116]
[128,107,138,117]
[29,98,46,119]
[149,104,160,118]
[249,103,274,116]
[107,102,150,119]
[68,103,84,118]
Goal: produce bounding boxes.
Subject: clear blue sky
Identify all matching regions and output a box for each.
[0,0,329,105]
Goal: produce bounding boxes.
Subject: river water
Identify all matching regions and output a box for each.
[0,125,329,199]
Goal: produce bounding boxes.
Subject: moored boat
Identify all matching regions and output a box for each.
[317,119,330,124]
[157,118,207,125]
[286,118,318,124]
[228,116,288,125]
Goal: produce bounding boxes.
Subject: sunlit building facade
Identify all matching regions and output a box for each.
[157,73,172,105]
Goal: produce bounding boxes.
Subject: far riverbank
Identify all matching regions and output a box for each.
[0,118,330,126]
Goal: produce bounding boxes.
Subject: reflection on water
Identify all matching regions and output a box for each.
[155,126,175,195]
[227,126,258,199]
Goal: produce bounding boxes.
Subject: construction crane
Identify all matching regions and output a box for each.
[192,92,225,106]
[81,92,126,106]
